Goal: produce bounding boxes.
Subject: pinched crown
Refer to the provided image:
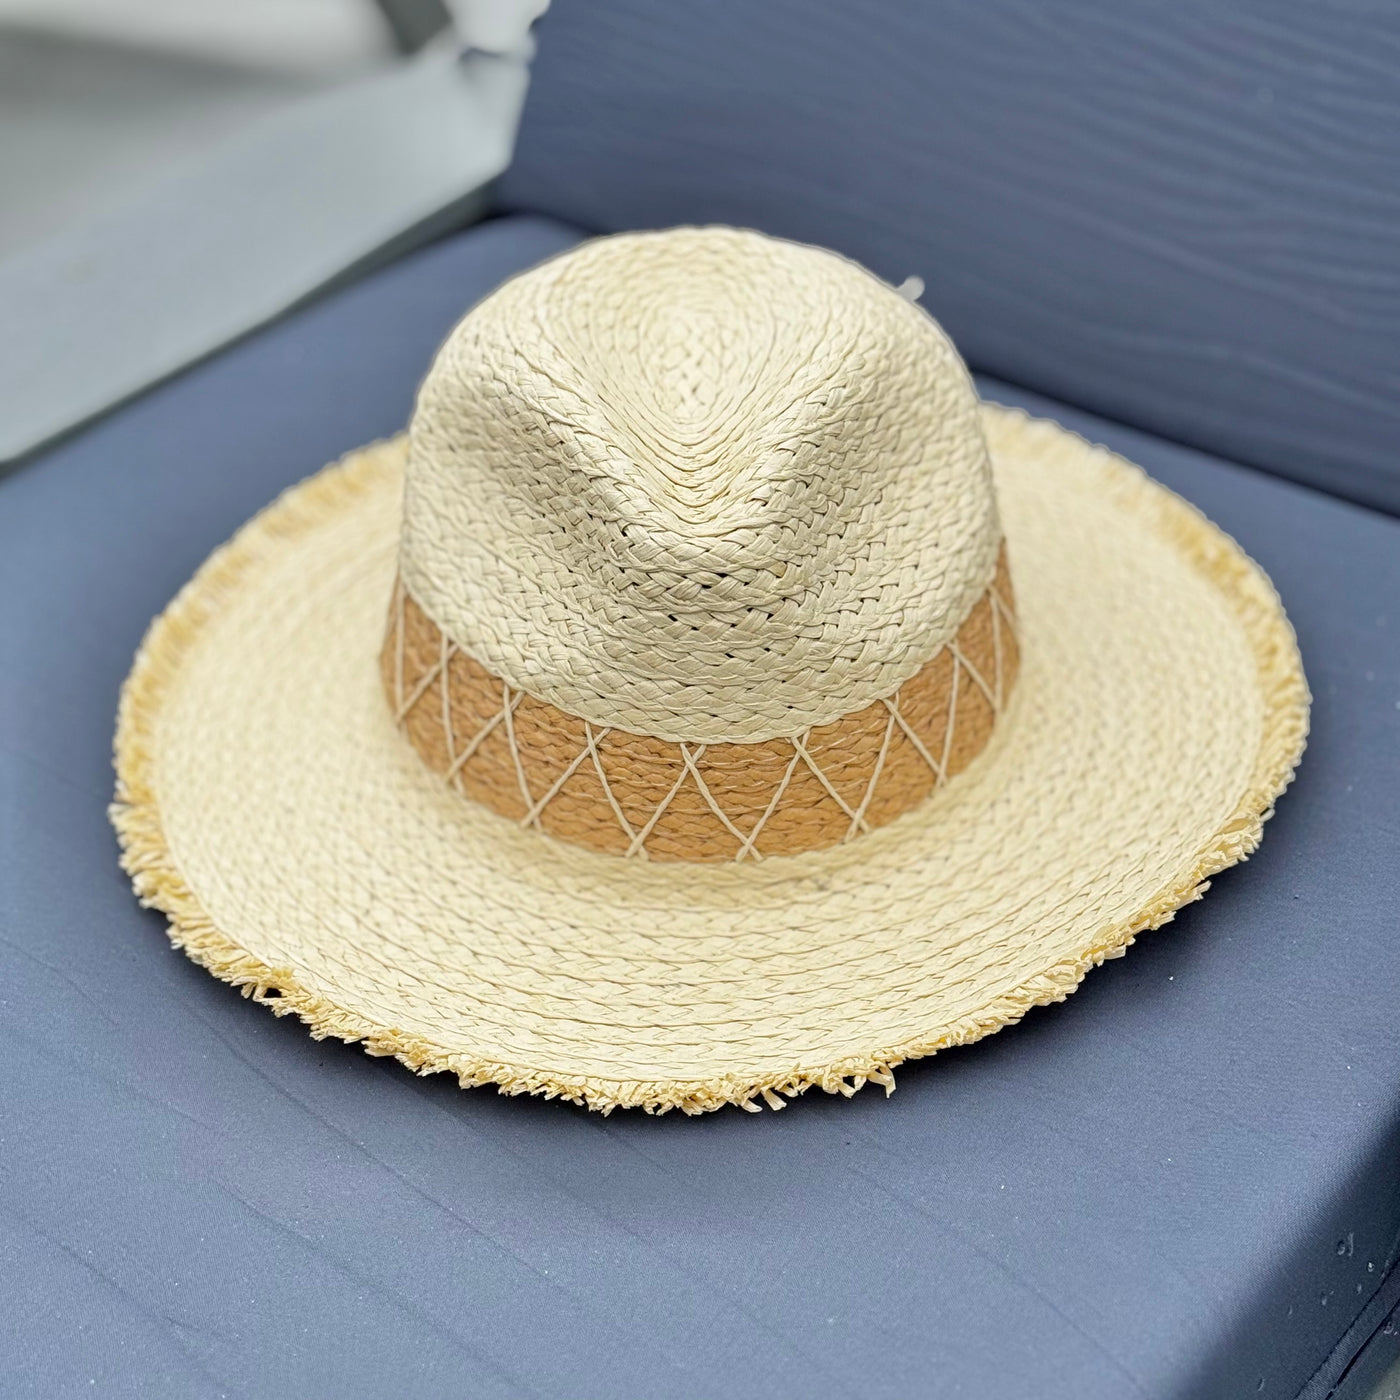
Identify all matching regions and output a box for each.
[385,227,1016,861]
[399,226,1002,746]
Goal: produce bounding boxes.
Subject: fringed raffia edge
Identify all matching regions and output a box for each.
[110,409,1310,1116]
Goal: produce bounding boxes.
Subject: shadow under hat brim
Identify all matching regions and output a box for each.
[111,404,1308,1115]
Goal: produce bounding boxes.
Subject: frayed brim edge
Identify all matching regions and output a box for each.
[109,408,1310,1116]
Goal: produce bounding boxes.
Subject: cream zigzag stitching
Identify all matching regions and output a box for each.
[389,592,1011,861]
[624,762,691,857]
[734,747,803,861]
[584,722,640,853]
[110,419,1311,1115]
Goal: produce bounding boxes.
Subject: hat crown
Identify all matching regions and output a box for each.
[401,226,1001,744]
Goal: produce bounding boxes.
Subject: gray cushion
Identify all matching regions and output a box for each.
[498,0,1400,517]
[3,215,1400,1400]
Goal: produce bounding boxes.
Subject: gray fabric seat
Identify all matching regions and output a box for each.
[3,212,1398,1399]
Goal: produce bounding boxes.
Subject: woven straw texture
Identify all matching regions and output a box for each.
[112,406,1307,1115]
[383,547,1017,861]
[402,228,1002,744]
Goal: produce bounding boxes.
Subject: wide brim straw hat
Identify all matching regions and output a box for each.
[112,227,1308,1115]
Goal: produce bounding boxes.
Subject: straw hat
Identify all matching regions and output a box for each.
[112,227,1308,1114]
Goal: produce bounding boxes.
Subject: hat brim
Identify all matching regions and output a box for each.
[112,405,1308,1114]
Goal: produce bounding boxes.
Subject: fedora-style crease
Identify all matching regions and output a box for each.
[112,227,1308,1114]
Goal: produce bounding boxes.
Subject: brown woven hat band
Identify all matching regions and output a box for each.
[381,544,1018,862]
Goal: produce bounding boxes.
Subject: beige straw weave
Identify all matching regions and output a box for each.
[401,229,1002,744]
[386,229,1016,858]
[111,408,1307,1114]
[382,547,1017,860]
[106,235,1299,1120]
